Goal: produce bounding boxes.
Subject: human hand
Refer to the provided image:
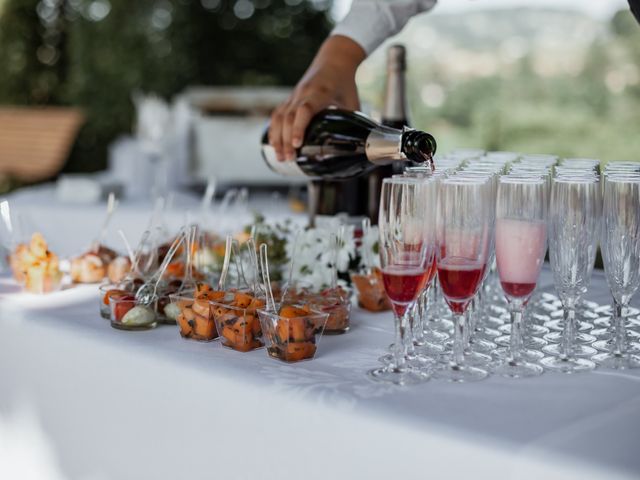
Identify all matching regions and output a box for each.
[268,35,366,162]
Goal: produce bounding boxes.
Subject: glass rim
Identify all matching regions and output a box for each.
[441,176,489,185]
[256,305,329,321]
[382,176,435,186]
[499,176,544,185]
[209,297,266,313]
[552,176,600,184]
[603,175,640,184]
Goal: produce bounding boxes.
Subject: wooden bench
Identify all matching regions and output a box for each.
[0,107,85,181]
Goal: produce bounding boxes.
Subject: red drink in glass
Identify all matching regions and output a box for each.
[437,259,485,314]
[382,266,429,316]
[500,281,537,298]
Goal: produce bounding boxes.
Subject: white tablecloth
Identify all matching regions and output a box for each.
[1,186,639,480]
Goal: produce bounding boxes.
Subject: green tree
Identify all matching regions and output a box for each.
[0,0,332,174]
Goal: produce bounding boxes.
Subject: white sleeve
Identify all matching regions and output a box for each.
[331,0,438,55]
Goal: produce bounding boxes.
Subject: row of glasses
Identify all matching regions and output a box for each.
[370,152,640,384]
[593,173,640,368]
[542,175,601,372]
[455,159,508,348]
[434,176,495,382]
[492,176,548,377]
[369,176,437,385]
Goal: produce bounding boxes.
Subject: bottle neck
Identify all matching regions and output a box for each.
[382,67,408,125]
[365,127,436,165]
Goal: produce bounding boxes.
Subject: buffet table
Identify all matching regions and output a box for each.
[1,186,639,480]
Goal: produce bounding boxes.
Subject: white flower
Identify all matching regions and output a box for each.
[286,224,356,290]
[358,225,381,269]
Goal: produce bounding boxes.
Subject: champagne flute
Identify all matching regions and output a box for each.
[541,177,600,373]
[434,177,493,382]
[401,168,448,353]
[593,175,640,368]
[368,177,436,385]
[492,177,547,378]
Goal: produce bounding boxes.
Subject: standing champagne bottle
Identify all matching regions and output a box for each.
[381,44,410,130]
[261,108,436,179]
[365,44,411,222]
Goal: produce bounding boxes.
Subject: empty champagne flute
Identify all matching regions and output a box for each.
[368,177,436,385]
[541,177,600,373]
[593,175,640,369]
[434,177,494,382]
[493,177,547,377]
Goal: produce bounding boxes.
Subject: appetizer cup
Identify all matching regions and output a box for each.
[99,283,119,319]
[100,282,140,320]
[155,279,187,325]
[170,293,219,342]
[210,293,266,352]
[258,305,329,363]
[109,296,157,331]
[350,269,392,312]
[310,287,353,334]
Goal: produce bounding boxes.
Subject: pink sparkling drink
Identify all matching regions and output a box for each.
[495,218,547,299]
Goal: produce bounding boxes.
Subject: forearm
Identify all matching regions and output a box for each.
[301,35,366,86]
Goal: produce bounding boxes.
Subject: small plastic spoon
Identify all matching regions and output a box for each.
[135,229,185,305]
[92,192,118,250]
[279,230,300,304]
[217,235,233,291]
[259,243,276,312]
[118,230,136,265]
[179,224,198,293]
[361,218,373,276]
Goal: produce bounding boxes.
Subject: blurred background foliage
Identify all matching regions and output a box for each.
[0,0,638,192]
[0,0,331,176]
[358,7,640,161]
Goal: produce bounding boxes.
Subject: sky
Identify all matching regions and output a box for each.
[332,0,631,21]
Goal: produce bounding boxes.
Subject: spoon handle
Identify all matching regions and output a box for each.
[260,243,276,312]
[280,229,300,304]
[182,225,197,286]
[362,217,372,276]
[95,192,118,247]
[118,230,136,265]
[245,237,260,295]
[231,239,249,291]
[330,226,344,290]
[131,230,151,275]
[153,229,186,288]
[200,176,217,212]
[217,235,233,290]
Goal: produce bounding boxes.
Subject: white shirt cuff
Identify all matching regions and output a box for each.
[331,0,438,55]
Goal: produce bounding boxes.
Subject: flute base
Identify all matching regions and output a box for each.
[463,350,492,366]
[540,355,595,373]
[494,346,543,362]
[592,352,640,369]
[414,341,446,356]
[378,350,436,368]
[499,323,549,337]
[542,343,596,358]
[368,364,431,385]
[421,328,449,343]
[544,331,596,345]
[495,334,547,350]
[434,362,488,383]
[492,358,544,378]
[546,319,593,333]
[592,338,640,353]
[467,337,497,354]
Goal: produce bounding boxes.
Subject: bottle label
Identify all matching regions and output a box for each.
[262,145,306,177]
